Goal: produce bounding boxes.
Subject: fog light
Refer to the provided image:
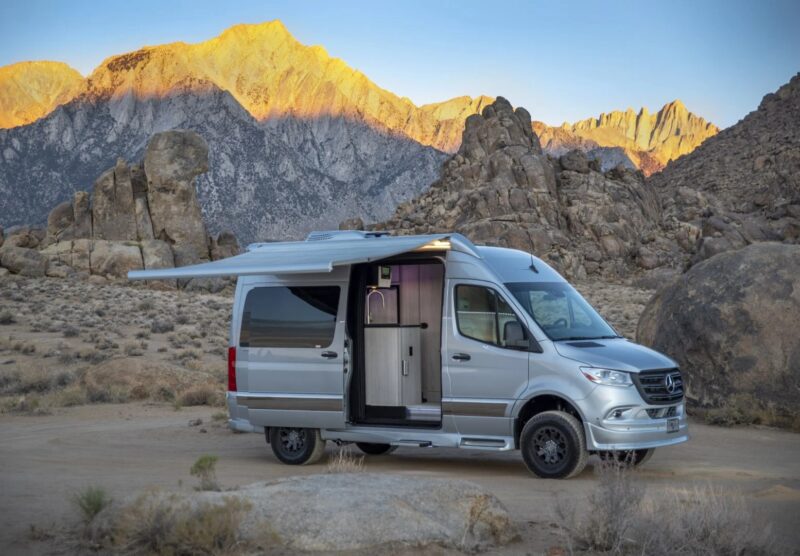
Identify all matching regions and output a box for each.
[606,406,634,420]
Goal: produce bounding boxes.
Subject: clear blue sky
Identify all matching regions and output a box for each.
[1,0,798,127]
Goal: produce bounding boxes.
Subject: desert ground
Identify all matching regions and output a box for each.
[1,405,799,554]
[1,276,799,554]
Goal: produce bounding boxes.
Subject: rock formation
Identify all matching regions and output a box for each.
[376,97,682,279]
[649,73,800,266]
[0,61,84,128]
[535,100,719,175]
[637,243,800,426]
[143,131,211,265]
[91,160,139,241]
[0,130,238,287]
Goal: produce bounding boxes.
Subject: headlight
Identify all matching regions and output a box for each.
[580,367,632,387]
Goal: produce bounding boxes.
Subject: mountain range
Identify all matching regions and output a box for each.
[0,20,718,242]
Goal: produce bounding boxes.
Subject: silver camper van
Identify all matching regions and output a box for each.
[130,231,687,479]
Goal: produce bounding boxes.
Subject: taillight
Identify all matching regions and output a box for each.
[227,346,237,392]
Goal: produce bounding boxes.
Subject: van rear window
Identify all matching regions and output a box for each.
[240,286,340,348]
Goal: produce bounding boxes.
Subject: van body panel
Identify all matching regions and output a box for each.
[553,338,678,373]
[517,340,596,413]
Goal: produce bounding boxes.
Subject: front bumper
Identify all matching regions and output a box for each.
[584,418,689,450]
[576,385,689,451]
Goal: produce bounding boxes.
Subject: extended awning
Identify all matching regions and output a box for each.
[128,233,473,281]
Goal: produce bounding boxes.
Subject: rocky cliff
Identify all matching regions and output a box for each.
[0,130,238,289]
[0,61,84,128]
[535,100,719,175]
[648,73,800,264]
[375,97,685,279]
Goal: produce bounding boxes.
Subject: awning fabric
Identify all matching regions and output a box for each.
[128,234,453,280]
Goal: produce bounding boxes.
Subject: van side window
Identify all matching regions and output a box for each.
[455,285,528,349]
[240,286,340,348]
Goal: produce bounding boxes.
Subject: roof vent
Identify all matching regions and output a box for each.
[305,230,391,241]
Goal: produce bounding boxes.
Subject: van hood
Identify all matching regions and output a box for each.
[553,338,676,373]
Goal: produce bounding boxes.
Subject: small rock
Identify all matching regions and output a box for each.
[188,418,203,427]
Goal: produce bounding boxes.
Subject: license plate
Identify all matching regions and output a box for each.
[666,418,680,433]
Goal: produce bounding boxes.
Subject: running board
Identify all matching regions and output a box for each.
[459,437,513,450]
[395,440,433,447]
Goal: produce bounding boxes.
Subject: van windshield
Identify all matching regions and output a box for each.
[505,282,619,341]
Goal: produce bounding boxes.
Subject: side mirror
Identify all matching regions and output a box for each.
[503,321,530,350]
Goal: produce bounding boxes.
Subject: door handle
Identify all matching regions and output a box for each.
[451,353,471,361]
[321,351,338,359]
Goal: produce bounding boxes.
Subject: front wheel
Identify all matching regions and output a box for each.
[520,410,588,479]
[597,449,654,467]
[268,427,326,465]
[356,442,396,455]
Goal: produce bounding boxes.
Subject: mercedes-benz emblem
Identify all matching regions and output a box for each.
[665,374,676,394]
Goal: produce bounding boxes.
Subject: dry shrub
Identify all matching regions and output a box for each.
[109,493,250,554]
[636,484,777,556]
[72,486,112,524]
[178,384,222,407]
[62,324,80,338]
[326,447,365,474]
[46,384,88,407]
[0,364,74,395]
[123,342,144,357]
[555,462,778,556]
[0,310,15,324]
[150,319,175,334]
[555,461,644,554]
[190,455,220,491]
[80,348,108,365]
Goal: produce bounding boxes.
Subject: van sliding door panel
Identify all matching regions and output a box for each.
[238,281,348,429]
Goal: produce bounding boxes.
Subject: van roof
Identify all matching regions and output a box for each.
[128,232,478,281]
[476,246,566,284]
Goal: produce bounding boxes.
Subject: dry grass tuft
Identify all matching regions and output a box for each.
[106,493,250,554]
[72,485,113,525]
[190,455,220,492]
[326,447,365,474]
[555,461,643,554]
[636,484,777,556]
[178,383,222,407]
[554,461,778,555]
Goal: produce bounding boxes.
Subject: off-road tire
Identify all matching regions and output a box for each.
[355,442,397,455]
[597,448,654,467]
[268,427,326,465]
[520,410,588,479]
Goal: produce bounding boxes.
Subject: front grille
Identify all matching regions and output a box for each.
[646,405,679,419]
[633,369,684,405]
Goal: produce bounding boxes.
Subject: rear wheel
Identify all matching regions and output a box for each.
[520,410,588,479]
[268,427,326,465]
[597,449,654,467]
[356,442,396,455]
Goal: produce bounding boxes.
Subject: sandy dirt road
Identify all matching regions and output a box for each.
[1,403,799,554]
